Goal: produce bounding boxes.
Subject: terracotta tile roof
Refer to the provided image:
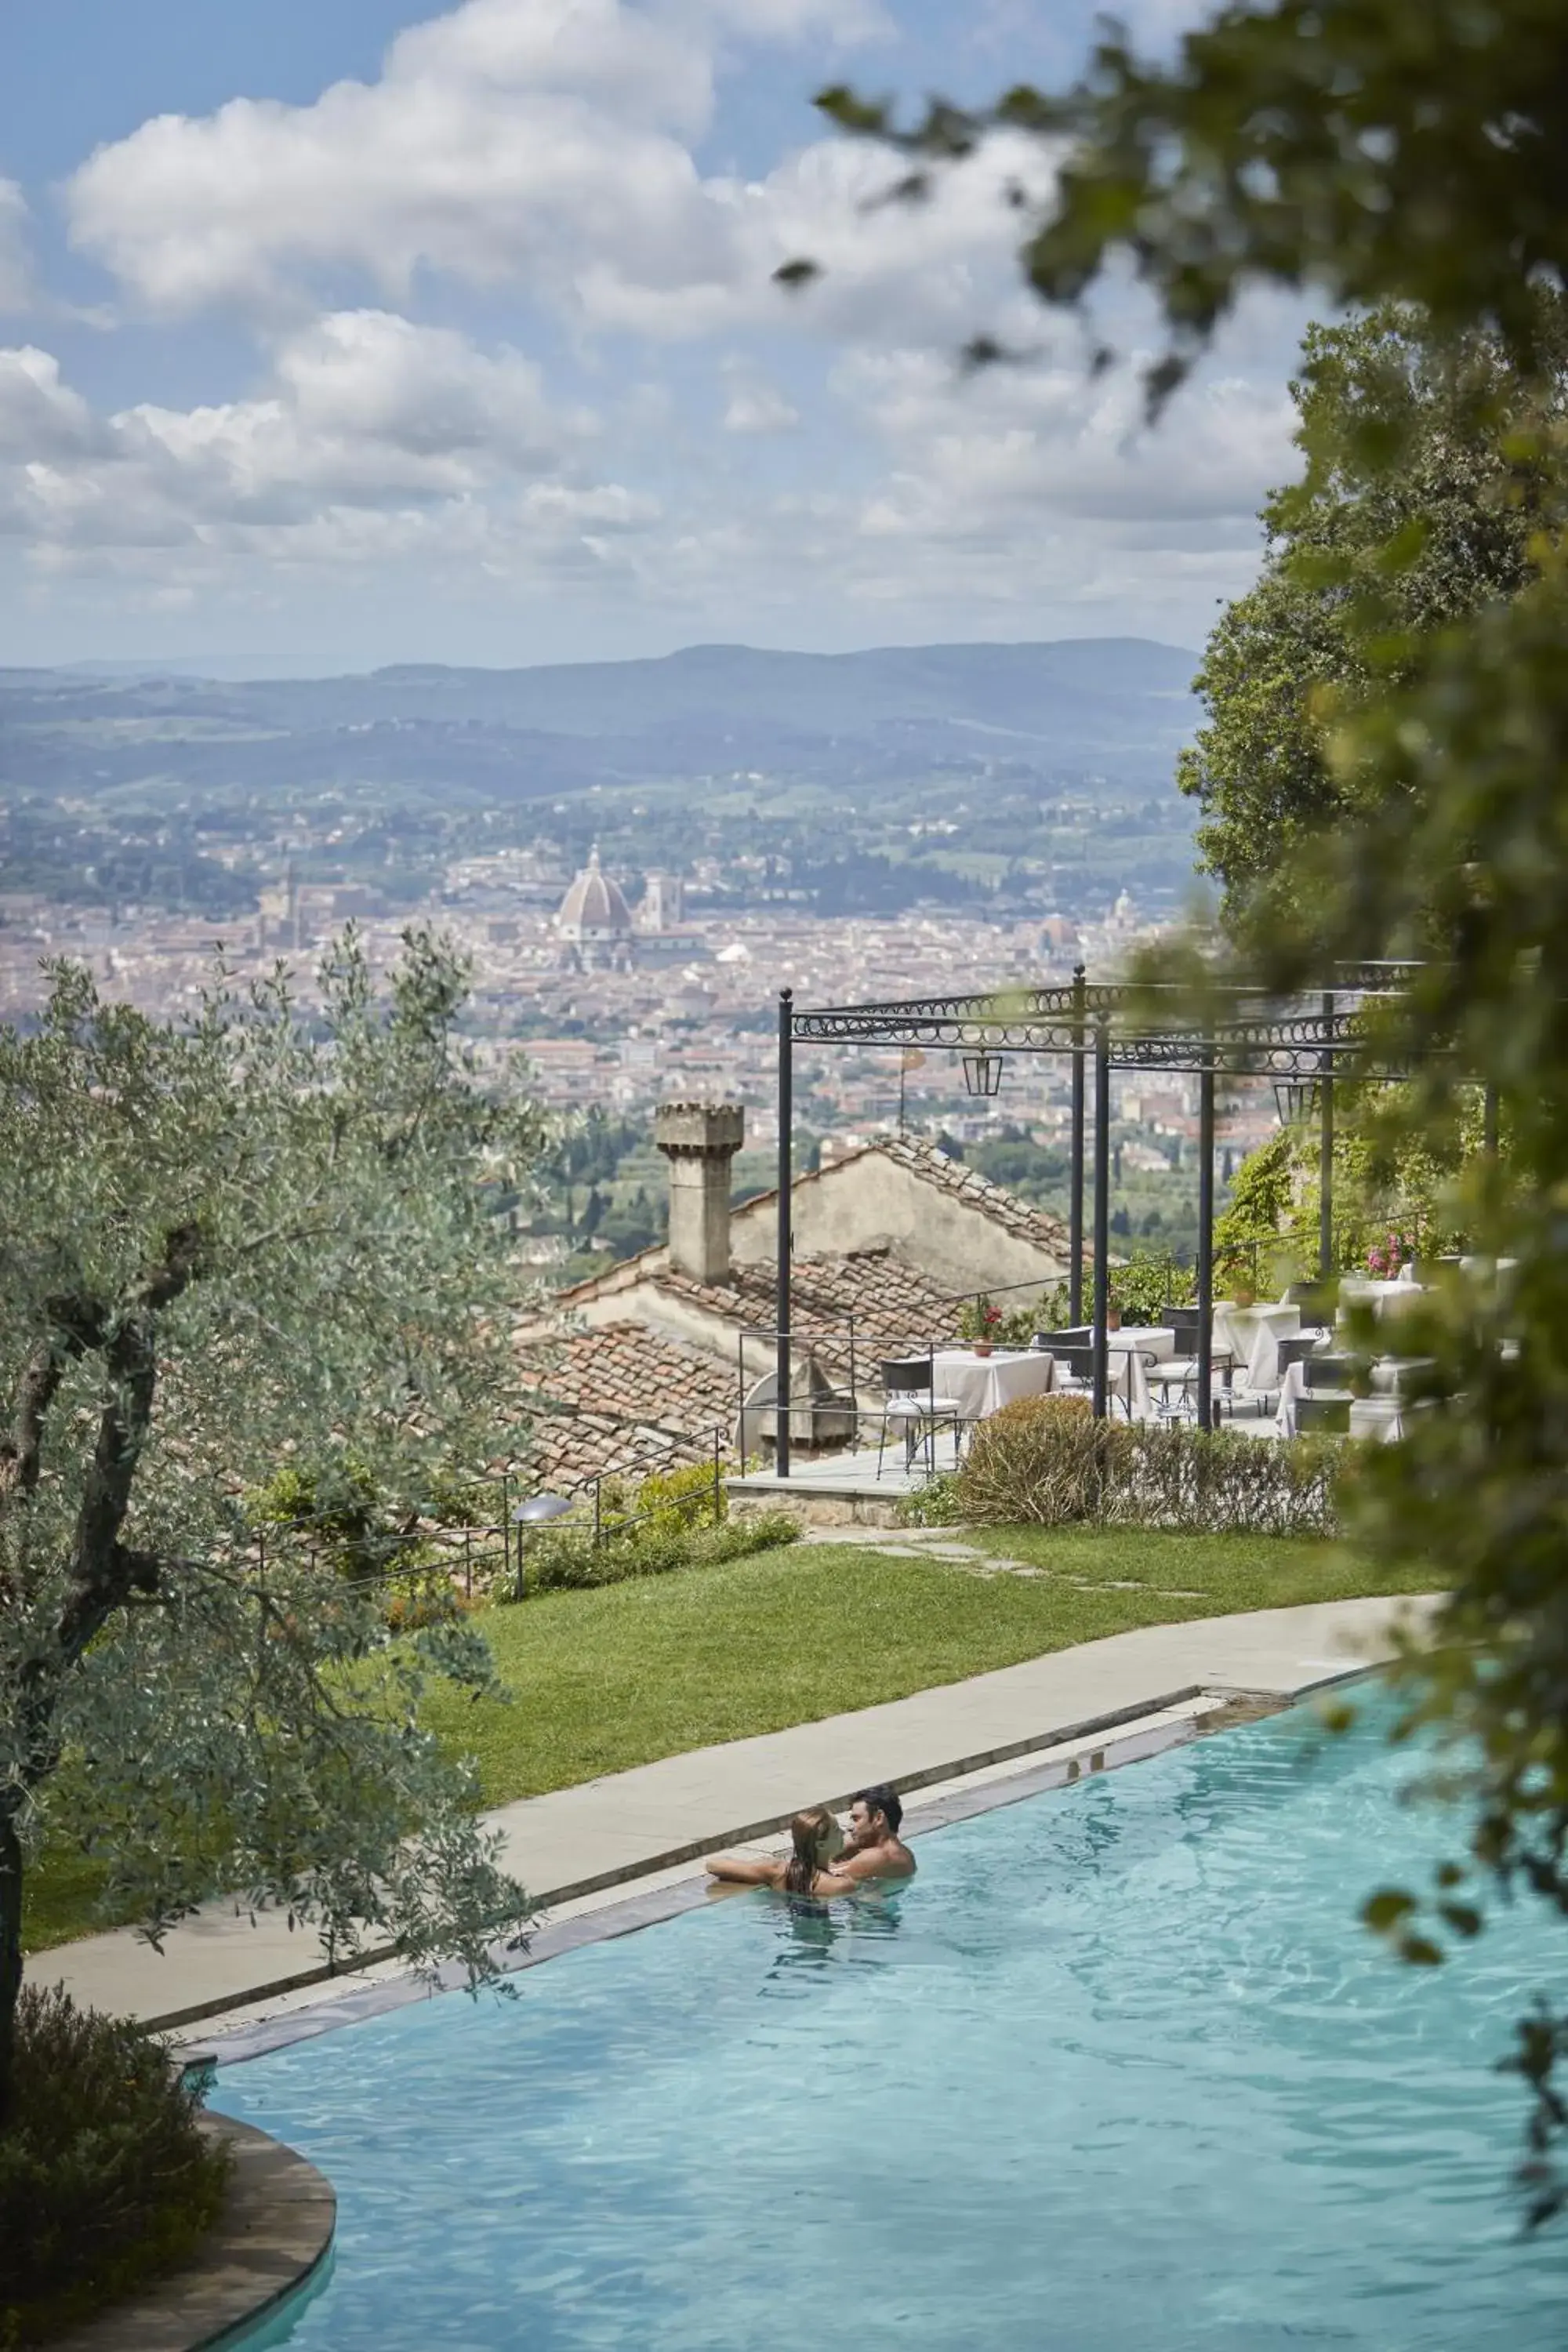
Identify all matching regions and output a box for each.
[516,1320,733,1489]
[526,1134,1068,1485]
[517,1247,966,1484]
[646,1247,963,1373]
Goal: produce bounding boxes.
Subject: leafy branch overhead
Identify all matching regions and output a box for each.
[789,2,1568,405]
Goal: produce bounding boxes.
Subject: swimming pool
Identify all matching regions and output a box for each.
[214,1696,1566,2350]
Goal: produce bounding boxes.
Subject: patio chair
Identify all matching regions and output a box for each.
[1276,1332,1323,1379]
[1148,1350,1235,1424]
[1049,1344,1096,1401]
[1301,1353,1352,1391]
[1286,1280,1337,1334]
[1294,1391,1352,1435]
[873,1356,964,1479]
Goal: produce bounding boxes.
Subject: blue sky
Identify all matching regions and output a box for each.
[0,0,1304,673]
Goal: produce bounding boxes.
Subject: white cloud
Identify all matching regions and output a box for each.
[10,0,1309,654]
[0,313,640,570]
[67,0,722,316]
[722,383,800,434]
[837,339,1294,536]
[63,0,1032,346]
[0,347,103,460]
[0,181,36,314]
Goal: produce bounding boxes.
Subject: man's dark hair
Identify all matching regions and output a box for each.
[855,1784,902,1835]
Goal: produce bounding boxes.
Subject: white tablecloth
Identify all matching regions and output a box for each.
[1107,1328,1175,1419]
[1213,1301,1301,1392]
[1338,1278,1430,1325]
[931,1348,1056,1422]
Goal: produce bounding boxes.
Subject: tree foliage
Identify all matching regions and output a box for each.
[1214,1088,1486,1285]
[0,931,548,2118]
[804,0,1568,2218]
[1179,300,1568,910]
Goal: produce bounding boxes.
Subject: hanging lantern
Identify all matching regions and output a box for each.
[962,1049,1005,1098]
[1272,1077,1320,1125]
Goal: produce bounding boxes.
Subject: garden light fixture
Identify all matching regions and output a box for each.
[1272,1078,1319,1126]
[511,1492,572,1600]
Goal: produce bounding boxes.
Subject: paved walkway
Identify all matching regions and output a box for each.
[32,1594,1429,2030]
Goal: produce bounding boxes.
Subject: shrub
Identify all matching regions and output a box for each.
[383,1581,480,1634]
[896,1472,964,1526]
[956,1393,1103,1525]
[954,1394,1339,1537]
[506,1508,798,1599]
[0,1987,230,2346]
[628,1459,726,1534]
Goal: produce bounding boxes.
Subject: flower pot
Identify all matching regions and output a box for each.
[1233,1286,1255,1309]
[972,1341,993,1358]
[1106,1308,1121,1333]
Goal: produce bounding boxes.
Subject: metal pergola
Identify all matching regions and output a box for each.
[771,964,1443,1469]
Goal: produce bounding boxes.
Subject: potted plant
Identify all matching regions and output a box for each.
[960,1294,1004,1356]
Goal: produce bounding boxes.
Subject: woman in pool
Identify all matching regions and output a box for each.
[706,1806,857,1897]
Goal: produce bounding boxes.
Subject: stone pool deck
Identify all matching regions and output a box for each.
[31,1592,1432,2036]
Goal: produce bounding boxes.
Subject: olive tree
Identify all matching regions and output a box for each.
[0,930,546,2122]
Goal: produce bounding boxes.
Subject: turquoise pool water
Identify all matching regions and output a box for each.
[215,1699,1566,2350]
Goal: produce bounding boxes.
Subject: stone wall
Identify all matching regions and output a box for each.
[728,1149,1065,1302]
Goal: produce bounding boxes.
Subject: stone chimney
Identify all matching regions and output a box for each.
[655,1102,744,1285]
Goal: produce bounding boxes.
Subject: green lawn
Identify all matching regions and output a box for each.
[24,1527,1436,1951]
[416,1526,1433,1806]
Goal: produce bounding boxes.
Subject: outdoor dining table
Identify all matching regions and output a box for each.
[931,1347,1056,1423]
[1106,1326,1176,1419]
[1338,1276,1431,1324]
[1212,1301,1301,1393]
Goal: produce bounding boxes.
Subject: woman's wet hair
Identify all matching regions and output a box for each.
[782,1806,837,1895]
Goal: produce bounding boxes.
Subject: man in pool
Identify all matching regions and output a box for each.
[830,1785,916,1884]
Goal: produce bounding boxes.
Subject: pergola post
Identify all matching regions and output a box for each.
[1319,992,1335,1281]
[1069,963,1087,1323]
[775,989,793,1479]
[1213,1063,1222,1430]
[1092,1016,1111,1419]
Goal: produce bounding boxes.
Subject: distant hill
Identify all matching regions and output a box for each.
[0,637,1200,804]
[334,637,1199,739]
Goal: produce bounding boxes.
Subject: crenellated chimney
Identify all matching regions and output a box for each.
[655,1102,744,1285]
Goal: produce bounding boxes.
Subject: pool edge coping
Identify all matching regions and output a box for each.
[180,1662,1374,2074]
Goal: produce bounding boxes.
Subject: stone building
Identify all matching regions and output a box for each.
[517,1102,1073,1486]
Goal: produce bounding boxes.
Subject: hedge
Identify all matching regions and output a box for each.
[952,1393,1340,1537]
[504,1508,800,1599]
